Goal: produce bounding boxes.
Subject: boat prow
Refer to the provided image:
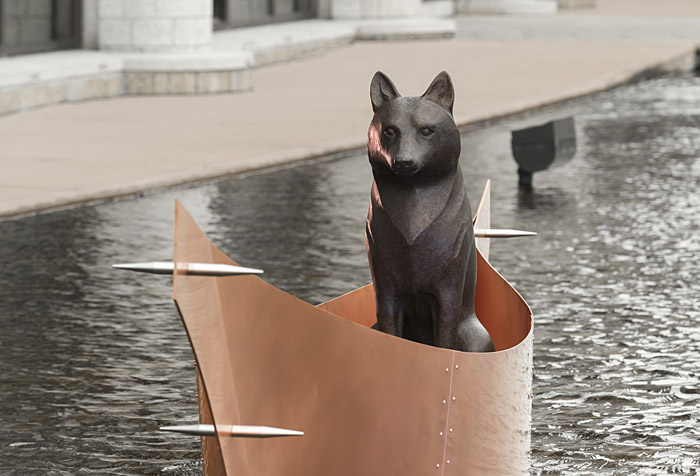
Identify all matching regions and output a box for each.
[171,180,533,476]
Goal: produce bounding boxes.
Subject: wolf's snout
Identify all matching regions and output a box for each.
[392,157,418,176]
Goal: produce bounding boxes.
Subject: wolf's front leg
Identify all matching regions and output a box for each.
[433,283,464,350]
[456,314,495,352]
[374,285,405,338]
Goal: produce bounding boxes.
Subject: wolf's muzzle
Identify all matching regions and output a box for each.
[392,158,418,176]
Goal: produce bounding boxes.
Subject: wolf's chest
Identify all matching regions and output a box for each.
[368,177,464,246]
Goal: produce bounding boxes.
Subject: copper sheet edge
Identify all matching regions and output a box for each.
[473,179,492,260]
[172,180,533,475]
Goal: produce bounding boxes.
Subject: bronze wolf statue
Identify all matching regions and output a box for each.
[365,71,495,353]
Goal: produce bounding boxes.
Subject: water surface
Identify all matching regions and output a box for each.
[1,76,699,475]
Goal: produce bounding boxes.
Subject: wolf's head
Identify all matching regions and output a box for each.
[367,71,461,181]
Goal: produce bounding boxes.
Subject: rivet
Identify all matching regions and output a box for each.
[436,463,440,468]
[531,365,535,370]
[455,364,459,369]
[445,368,449,372]
[452,396,456,401]
[449,428,453,433]
[447,460,450,464]
[442,400,446,405]
[440,431,443,436]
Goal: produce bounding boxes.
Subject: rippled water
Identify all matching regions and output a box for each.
[1,76,699,475]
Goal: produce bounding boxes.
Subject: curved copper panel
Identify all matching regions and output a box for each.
[317,284,376,328]
[196,362,226,476]
[173,191,533,476]
[472,179,492,260]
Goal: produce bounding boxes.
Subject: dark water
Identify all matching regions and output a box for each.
[1,76,699,475]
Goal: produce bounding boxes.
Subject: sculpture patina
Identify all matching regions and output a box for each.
[365,71,495,352]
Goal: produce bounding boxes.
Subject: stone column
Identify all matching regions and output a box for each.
[457,0,557,14]
[330,0,423,19]
[329,0,456,40]
[98,0,251,95]
[557,0,595,8]
[98,0,212,53]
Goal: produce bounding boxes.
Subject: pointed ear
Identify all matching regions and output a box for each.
[421,71,455,115]
[370,71,401,112]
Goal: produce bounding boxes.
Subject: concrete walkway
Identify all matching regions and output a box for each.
[1,0,699,219]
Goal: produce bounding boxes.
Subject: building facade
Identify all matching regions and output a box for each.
[0,0,579,115]
[1,0,577,58]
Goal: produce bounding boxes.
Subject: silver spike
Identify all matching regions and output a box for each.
[228,425,304,438]
[112,261,263,276]
[160,424,303,438]
[473,228,537,238]
[161,424,216,436]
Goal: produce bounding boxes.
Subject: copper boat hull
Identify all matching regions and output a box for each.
[172,181,533,476]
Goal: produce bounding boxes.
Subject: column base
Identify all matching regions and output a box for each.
[459,0,558,14]
[557,0,595,9]
[122,51,253,95]
[354,17,457,40]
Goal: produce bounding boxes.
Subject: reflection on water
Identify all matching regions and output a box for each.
[1,76,699,475]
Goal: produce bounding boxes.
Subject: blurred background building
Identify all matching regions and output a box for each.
[0,0,585,115]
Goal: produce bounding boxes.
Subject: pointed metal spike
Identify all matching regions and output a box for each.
[112,261,263,276]
[186,263,264,276]
[229,425,304,438]
[160,424,216,436]
[112,261,174,275]
[473,228,537,238]
[160,424,304,438]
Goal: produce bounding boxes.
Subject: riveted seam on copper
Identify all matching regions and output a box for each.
[440,352,456,472]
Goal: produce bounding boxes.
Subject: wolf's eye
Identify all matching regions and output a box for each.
[420,127,434,137]
[383,127,397,138]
